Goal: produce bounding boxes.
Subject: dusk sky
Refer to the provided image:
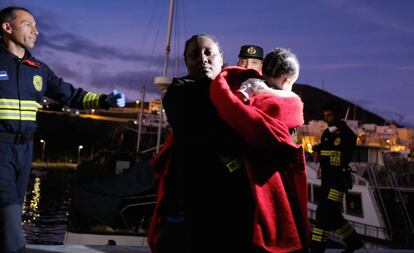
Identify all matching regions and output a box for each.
[2,0,413,127]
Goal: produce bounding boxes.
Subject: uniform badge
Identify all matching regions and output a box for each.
[334,137,341,146]
[247,46,256,55]
[0,71,9,80]
[33,75,43,91]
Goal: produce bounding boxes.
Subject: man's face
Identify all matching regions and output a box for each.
[237,58,263,73]
[323,110,337,126]
[185,36,223,81]
[3,9,38,50]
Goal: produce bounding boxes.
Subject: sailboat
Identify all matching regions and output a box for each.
[64,0,178,246]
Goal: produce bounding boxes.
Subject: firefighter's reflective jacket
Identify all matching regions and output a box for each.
[315,120,356,191]
[0,44,108,134]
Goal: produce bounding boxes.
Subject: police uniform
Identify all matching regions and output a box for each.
[238,45,264,60]
[0,42,109,252]
[311,120,363,253]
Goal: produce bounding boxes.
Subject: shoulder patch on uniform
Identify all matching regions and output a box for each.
[334,137,341,146]
[33,75,43,91]
[0,70,9,80]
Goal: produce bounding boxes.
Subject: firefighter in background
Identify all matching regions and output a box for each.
[0,6,125,252]
[311,101,363,253]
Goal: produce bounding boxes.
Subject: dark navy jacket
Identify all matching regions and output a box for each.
[0,43,108,134]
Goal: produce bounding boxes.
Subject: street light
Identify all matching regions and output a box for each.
[40,139,46,162]
[77,145,83,164]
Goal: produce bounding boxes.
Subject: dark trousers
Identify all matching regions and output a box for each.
[311,191,362,253]
[0,141,33,253]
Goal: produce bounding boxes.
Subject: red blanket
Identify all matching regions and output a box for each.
[210,66,309,252]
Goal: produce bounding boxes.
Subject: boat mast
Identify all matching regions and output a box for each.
[163,0,175,77]
[136,85,145,153]
[155,0,175,153]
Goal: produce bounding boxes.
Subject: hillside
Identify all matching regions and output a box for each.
[293,83,391,125]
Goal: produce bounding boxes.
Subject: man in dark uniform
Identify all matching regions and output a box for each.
[236,44,263,74]
[311,101,363,253]
[0,6,125,252]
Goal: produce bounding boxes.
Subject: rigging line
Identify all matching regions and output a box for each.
[143,29,160,87]
[173,0,180,76]
[138,0,163,56]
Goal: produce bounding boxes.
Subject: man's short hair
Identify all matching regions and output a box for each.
[322,101,341,115]
[0,6,32,36]
[238,45,263,60]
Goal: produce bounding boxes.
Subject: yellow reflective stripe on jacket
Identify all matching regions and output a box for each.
[82,92,102,109]
[311,227,328,242]
[327,188,344,202]
[0,99,40,121]
[335,223,354,239]
[320,150,341,156]
[0,109,37,121]
[320,150,342,166]
[0,98,20,109]
[0,110,20,120]
[20,100,42,110]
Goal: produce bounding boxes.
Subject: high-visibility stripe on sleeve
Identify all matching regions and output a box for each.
[336,223,355,239]
[82,92,102,109]
[311,227,328,242]
[327,188,344,202]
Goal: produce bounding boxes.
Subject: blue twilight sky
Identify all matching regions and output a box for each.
[2,0,414,127]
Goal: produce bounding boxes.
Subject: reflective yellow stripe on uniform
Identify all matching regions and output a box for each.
[327,188,344,202]
[82,92,102,109]
[335,223,354,239]
[0,99,40,121]
[0,98,20,109]
[0,110,20,120]
[20,111,37,121]
[20,100,42,110]
[311,227,328,242]
[320,150,342,166]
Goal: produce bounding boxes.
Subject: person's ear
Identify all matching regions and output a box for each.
[282,77,291,86]
[237,58,247,68]
[2,22,12,35]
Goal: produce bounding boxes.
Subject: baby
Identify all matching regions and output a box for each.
[236,47,300,104]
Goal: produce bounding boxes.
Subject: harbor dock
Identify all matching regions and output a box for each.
[26,245,413,253]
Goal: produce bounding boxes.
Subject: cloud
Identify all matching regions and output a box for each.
[86,69,166,95]
[394,65,414,71]
[325,0,414,35]
[307,62,372,70]
[36,32,163,63]
[33,14,164,64]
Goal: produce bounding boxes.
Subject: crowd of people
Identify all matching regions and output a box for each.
[0,5,362,253]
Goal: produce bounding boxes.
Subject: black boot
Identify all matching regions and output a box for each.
[342,230,363,253]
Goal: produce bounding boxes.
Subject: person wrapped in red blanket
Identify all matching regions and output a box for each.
[148,42,309,252]
[209,48,310,252]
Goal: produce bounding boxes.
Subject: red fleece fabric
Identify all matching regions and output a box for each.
[210,66,309,252]
[147,133,174,250]
[148,67,309,253]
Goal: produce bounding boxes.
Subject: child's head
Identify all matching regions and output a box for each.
[262,48,300,91]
